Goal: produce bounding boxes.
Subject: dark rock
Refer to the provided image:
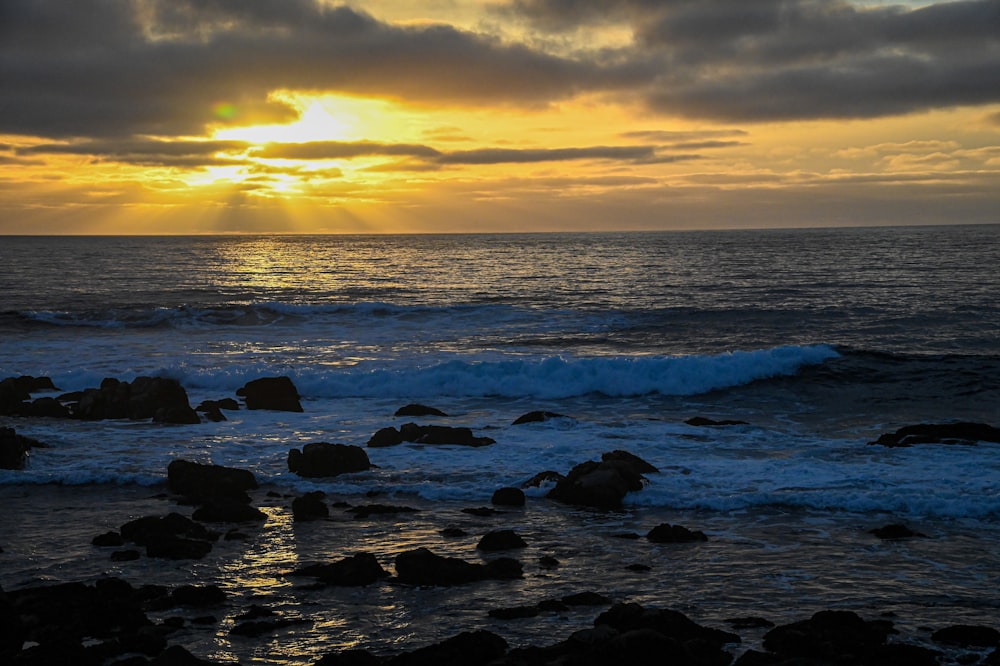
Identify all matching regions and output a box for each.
[868,422,1000,447]
[563,591,612,606]
[462,507,501,517]
[314,649,382,666]
[146,536,213,560]
[387,629,507,666]
[547,453,651,510]
[169,584,226,608]
[292,491,329,521]
[727,617,775,630]
[539,555,560,569]
[290,553,389,587]
[597,602,740,647]
[25,396,71,418]
[197,398,239,412]
[601,449,659,474]
[167,459,258,503]
[612,532,642,539]
[197,404,226,422]
[111,549,141,562]
[440,527,467,537]
[395,403,448,417]
[92,531,125,547]
[288,442,372,478]
[153,404,202,425]
[489,605,540,620]
[367,423,495,448]
[763,610,894,661]
[230,617,305,637]
[348,504,419,520]
[537,599,570,613]
[512,410,567,425]
[191,499,266,523]
[476,529,527,551]
[237,376,303,412]
[931,624,1000,647]
[149,644,221,665]
[869,523,927,539]
[491,487,526,506]
[647,523,708,543]
[120,512,218,546]
[394,547,522,586]
[522,470,564,487]
[0,376,58,415]
[626,563,652,572]
[686,416,749,427]
[0,426,41,469]
[128,376,197,421]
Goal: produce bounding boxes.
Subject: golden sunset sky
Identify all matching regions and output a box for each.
[1,0,998,234]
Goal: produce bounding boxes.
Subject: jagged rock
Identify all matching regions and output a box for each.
[92,531,125,547]
[647,523,708,543]
[167,459,258,503]
[868,422,1000,447]
[287,442,372,478]
[237,376,303,412]
[367,423,495,448]
[394,547,522,586]
[292,491,329,521]
[476,529,527,551]
[290,553,389,587]
[869,523,926,539]
[762,610,894,661]
[491,487,526,506]
[512,411,567,425]
[395,403,448,417]
[685,416,749,427]
[547,451,653,510]
[153,405,202,424]
[0,427,44,469]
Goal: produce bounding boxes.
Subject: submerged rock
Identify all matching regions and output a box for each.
[646,523,708,544]
[366,423,495,448]
[290,553,389,587]
[476,529,527,551]
[685,416,749,427]
[869,523,927,539]
[868,422,1000,447]
[292,491,330,522]
[512,410,568,425]
[394,547,522,586]
[394,403,448,417]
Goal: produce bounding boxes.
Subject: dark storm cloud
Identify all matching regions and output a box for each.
[499,0,1000,121]
[0,0,625,140]
[436,145,657,164]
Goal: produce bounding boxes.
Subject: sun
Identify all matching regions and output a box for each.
[214,95,356,144]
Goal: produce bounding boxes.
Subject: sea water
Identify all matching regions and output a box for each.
[1,226,998,663]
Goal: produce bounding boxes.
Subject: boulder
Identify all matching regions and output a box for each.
[290,553,389,587]
[762,610,894,661]
[394,404,448,417]
[476,529,527,551]
[287,442,372,478]
[394,547,522,586]
[237,376,303,412]
[387,630,507,666]
[0,427,44,469]
[292,491,329,522]
[596,602,740,650]
[129,376,196,420]
[491,487,526,507]
[367,423,495,448]
[646,523,708,544]
[512,411,567,425]
[169,584,227,608]
[602,450,659,474]
[868,422,1000,447]
[547,452,652,510]
[0,376,57,415]
[24,397,71,418]
[191,499,266,523]
[931,624,1000,648]
[167,459,258,503]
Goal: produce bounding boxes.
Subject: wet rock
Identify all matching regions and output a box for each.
[626,563,652,572]
[462,506,501,516]
[169,585,226,608]
[347,504,420,520]
[150,644,223,665]
[291,553,390,587]
[195,399,238,422]
[92,531,125,547]
[191,499,266,523]
[869,523,926,539]
[931,624,1000,648]
[562,591,612,606]
[868,422,1000,447]
[477,529,527,551]
[387,629,507,666]
[367,423,495,448]
[0,427,43,469]
[440,527,467,537]
[491,487,526,506]
[153,404,202,425]
[167,459,258,503]
[0,376,57,416]
[523,470,564,487]
[727,617,775,630]
[314,649,382,666]
[237,376,303,412]
[395,403,448,417]
[762,610,894,661]
[489,605,540,620]
[24,396,71,418]
[394,547,522,586]
[539,555,560,569]
[288,442,372,478]
[111,549,141,562]
[647,523,708,544]
[292,491,329,521]
[596,602,740,651]
[146,536,214,560]
[230,616,305,637]
[686,416,749,427]
[547,451,653,510]
[602,449,659,474]
[120,512,218,546]
[512,410,567,425]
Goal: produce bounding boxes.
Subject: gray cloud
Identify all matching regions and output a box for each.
[254,141,442,160]
[19,139,252,167]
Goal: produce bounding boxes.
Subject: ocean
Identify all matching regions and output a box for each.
[1,226,999,663]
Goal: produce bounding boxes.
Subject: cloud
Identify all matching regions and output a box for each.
[19,139,252,167]
[254,141,442,160]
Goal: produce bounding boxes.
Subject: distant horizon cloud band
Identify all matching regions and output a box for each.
[1,0,998,234]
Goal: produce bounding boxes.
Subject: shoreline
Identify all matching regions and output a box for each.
[2,481,998,664]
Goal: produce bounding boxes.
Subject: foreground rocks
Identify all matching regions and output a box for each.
[288,442,372,478]
[868,422,1000,447]
[546,450,658,510]
[237,376,303,412]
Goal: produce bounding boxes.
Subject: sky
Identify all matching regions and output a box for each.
[1,0,998,234]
